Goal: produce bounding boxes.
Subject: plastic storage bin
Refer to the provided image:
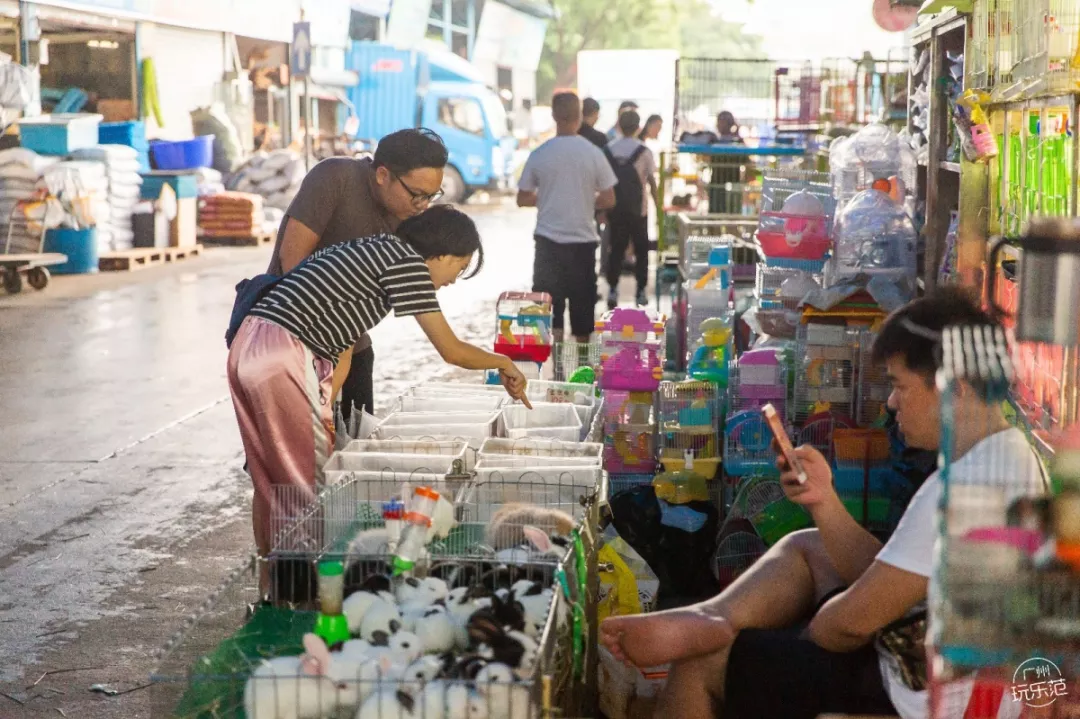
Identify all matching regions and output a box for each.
[500,403,582,441]
[478,437,603,463]
[150,136,214,170]
[474,454,601,468]
[43,228,98,274]
[394,395,505,413]
[99,120,146,147]
[19,114,102,155]
[323,452,457,482]
[140,173,199,201]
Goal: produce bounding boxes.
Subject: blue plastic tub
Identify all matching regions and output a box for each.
[151,136,214,170]
[140,173,199,200]
[43,228,98,274]
[19,113,102,155]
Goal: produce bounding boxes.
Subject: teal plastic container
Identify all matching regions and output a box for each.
[43,228,98,274]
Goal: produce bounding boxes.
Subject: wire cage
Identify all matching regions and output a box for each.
[754,263,823,310]
[723,357,791,478]
[150,549,592,719]
[831,428,907,536]
[604,420,658,475]
[597,309,665,393]
[793,321,861,428]
[657,380,722,476]
[673,214,759,283]
[552,340,600,383]
[932,325,1060,677]
[855,327,892,427]
[494,290,554,365]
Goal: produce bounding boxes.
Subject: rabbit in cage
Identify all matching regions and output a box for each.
[485,503,574,559]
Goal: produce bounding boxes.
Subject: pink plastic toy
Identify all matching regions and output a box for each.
[756,213,831,260]
[596,308,666,392]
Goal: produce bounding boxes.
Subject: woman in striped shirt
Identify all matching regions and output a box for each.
[227,205,529,557]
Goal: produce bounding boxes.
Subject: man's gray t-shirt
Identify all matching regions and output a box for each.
[518,135,617,244]
[268,157,398,352]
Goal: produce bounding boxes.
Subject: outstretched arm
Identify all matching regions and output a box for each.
[809,561,927,651]
[414,312,532,407]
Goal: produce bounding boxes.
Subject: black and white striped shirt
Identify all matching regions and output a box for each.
[250,234,441,363]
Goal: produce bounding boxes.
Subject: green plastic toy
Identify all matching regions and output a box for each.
[568,365,595,384]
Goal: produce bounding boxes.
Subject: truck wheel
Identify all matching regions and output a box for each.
[440,166,467,205]
[27,266,50,290]
[3,268,22,294]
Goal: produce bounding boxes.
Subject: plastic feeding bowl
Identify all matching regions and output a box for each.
[831,189,917,281]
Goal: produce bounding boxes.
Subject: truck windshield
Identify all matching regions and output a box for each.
[481,95,510,139]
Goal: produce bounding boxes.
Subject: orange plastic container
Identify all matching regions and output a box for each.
[833,428,889,463]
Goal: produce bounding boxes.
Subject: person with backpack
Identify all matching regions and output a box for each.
[605,110,657,308]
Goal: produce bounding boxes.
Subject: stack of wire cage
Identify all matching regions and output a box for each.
[929,324,1069,718]
[602,389,658,493]
[551,340,601,383]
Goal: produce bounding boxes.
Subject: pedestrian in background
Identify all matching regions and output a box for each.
[606,110,657,308]
[579,97,609,150]
[638,114,664,142]
[269,128,448,424]
[517,92,617,342]
[607,100,640,140]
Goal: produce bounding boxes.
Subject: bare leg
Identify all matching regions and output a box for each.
[654,646,730,719]
[601,529,844,668]
[553,329,565,343]
[575,335,591,344]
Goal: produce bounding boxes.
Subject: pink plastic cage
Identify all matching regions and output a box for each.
[756,212,831,260]
[596,308,666,392]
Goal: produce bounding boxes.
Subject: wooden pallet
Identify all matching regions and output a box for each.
[98,247,166,272]
[98,244,205,272]
[199,233,272,248]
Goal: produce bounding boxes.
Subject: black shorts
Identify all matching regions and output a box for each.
[532,235,598,337]
[724,628,895,719]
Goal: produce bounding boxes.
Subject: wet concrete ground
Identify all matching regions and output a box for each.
[0,202,575,718]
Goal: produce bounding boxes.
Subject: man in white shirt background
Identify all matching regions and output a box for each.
[517,92,617,342]
[606,110,658,308]
[601,287,1047,719]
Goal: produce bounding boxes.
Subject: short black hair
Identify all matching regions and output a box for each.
[871,286,1002,384]
[374,128,448,176]
[582,97,600,116]
[618,100,639,112]
[618,110,641,135]
[394,205,484,280]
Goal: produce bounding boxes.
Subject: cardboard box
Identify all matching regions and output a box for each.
[171,197,197,248]
[97,99,136,122]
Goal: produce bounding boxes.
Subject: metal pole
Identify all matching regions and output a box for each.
[301,8,311,172]
[18,1,32,67]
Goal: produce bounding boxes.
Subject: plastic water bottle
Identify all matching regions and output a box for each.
[314,560,350,646]
[382,500,404,552]
[391,486,439,576]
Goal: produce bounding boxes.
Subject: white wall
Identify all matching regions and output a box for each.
[138,23,226,140]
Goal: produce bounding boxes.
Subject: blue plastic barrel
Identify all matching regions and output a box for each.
[43,228,98,274]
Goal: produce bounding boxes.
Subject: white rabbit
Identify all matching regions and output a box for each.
[355,687,418,719]
[474,663,533,719]
[243,633,366,719]
[420,680,489,719]
[359,599,404,644]
[343,590,396,634]
[342,630,423,667]
[395,576,449,606]
[414,605,456,654]
[396,655,444,693]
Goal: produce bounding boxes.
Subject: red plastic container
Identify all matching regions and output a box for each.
[756,212,831,260]
[494,335,552,363]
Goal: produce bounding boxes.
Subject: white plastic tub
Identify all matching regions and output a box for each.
[380,411,500,428]
[407,381,506,396]
[501,404,581,431]
[395,395,505,413]
[478,437,604,462]
[475,454,601,469]
[323,451,456,479]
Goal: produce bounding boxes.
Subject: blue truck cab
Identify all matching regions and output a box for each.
[346,41,516,203]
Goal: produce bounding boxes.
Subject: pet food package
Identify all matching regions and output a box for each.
[597,526,659,620]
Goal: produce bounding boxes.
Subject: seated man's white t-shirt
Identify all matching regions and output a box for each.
[874,428,1047,719]
[518,135,617,245]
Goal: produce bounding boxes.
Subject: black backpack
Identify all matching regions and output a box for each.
[610,144,648,217]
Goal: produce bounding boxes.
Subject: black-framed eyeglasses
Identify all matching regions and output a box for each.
[396,174,443,206]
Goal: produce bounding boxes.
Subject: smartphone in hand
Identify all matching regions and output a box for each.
[762,403,807,484]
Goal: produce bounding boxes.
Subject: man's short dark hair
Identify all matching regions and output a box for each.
[618,110,641,135]
[871,286,1003,384]
[552,92,581,123]
[618,100,639,113]
[582,97,601,117]
[374,128,448,176]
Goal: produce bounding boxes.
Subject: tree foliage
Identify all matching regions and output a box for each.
[536,0,766,101]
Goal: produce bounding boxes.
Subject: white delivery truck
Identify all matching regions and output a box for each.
[576,49,679,148]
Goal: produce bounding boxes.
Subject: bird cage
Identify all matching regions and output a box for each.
[493,291,553,365]
[723,357,791,478]
[855,327,892,427]
[596,308,665,393]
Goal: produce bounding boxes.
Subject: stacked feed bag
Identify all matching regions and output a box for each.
[228,149,304,210]
[0,147,58,252]
[198,192,264,239]
[194,167,225,197]
[70,145,143,251]
[36,160,110,252]
[98,121,150,173]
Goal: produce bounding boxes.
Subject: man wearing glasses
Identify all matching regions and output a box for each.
[268,128,448,422]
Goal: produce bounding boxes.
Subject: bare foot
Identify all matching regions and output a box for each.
[601,608,735,668]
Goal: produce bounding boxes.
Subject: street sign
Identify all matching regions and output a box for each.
[291,21,312,78]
